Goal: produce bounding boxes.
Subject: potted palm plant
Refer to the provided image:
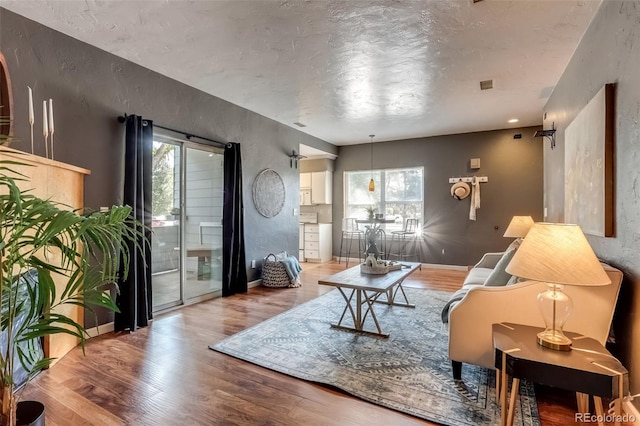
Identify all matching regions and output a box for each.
[0,125,140,425]
[364,205,376,220]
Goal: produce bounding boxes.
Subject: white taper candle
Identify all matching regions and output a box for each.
[28,86,34,125]
[42,100,48,138]
[49,99,54,160]
[48,99,54,134]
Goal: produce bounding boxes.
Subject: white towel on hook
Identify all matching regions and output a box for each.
[469,177,481,220]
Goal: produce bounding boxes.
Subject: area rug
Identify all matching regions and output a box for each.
[210,288,539,426]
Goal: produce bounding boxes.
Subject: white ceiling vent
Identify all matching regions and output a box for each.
[293,122,307,128]
[480,80,494,90]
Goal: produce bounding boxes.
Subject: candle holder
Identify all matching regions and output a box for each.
[48,99,54,160]
[42,100,48,159]
[29,122,34,155]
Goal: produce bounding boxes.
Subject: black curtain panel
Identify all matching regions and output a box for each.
[115,115,153,332]
[222,142,248,296]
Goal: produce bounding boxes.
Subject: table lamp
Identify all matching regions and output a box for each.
[503,216,534,239]
[505,223,610,351]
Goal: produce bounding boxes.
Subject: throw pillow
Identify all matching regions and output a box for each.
[506,237,522,251]
[483,245,518,287]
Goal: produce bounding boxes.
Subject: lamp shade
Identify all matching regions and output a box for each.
[505,223,610,286]
[503,216,534,238]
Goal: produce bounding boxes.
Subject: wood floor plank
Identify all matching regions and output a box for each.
[16,261,621,425]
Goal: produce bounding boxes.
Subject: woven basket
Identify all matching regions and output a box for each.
[262,253,294,288]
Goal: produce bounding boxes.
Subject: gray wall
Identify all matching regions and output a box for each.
[542,1,640,402]
[0,8,336,326]
[333,127,544,266]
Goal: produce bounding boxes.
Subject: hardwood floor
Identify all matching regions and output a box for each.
[18,261,619,425]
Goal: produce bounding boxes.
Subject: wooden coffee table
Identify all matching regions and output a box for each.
[318,262,421,337]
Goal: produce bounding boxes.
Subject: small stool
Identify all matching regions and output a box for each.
[389,219,419,261]
[338,218,364,268]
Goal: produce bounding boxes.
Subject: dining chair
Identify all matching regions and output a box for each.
[338,218,365,268]
[389,219,419,261]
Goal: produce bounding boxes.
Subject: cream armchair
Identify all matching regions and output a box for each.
[447,263,623,379]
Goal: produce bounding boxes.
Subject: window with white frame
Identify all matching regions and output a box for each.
[344,167,423,233]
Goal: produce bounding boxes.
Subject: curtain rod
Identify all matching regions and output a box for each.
[117,114,232,148]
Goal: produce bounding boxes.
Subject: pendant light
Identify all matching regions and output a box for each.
[368,134,375,192]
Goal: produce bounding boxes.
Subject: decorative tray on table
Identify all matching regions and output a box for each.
[360,261,402,275]
[360,264,388,274]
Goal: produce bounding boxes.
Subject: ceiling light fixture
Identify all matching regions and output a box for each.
[534,122,557,149]
[368,134,375,192]
[288,150,306,168]
[508,118,519,123]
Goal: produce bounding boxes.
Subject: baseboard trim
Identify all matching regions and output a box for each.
[249,279,262,288]
[421,263,468,271]
[624,400,640,425]
[86,321,114,338]
[332,256,362,265]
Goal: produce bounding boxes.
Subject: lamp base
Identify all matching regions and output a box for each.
[537,330,572,351]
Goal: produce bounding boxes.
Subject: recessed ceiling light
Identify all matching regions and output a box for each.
[508,118,519,123]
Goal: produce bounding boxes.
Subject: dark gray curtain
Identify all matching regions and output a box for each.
[222,143,247,296]
[115,115,153,331]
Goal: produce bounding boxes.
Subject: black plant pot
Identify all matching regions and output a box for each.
[16,401,45,426]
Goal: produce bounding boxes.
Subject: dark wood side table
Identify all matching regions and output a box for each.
[493,322,628,426]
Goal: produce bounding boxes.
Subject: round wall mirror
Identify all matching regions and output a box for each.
[0,52,13,136]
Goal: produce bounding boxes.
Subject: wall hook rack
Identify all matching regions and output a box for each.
[448,176,488,184]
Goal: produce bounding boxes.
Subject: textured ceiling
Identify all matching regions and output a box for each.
[1,0,600,145]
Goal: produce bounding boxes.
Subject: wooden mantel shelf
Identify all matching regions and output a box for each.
[1,146,91,175]
[0,146,91,365]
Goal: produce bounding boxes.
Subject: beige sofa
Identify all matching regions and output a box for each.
[460,251,506,286]
[447,262,623,379]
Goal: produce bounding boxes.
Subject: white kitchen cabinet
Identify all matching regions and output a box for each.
[310,171,332,204]
[303,223,332,263]
[299,171,332,205]
[300,173,312,188]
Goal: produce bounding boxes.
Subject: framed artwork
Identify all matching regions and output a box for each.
[564,83,615,237]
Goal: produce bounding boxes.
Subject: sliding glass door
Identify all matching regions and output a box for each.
[151,141,181,310]
[151,134,223,312]
[183,147,223,300]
